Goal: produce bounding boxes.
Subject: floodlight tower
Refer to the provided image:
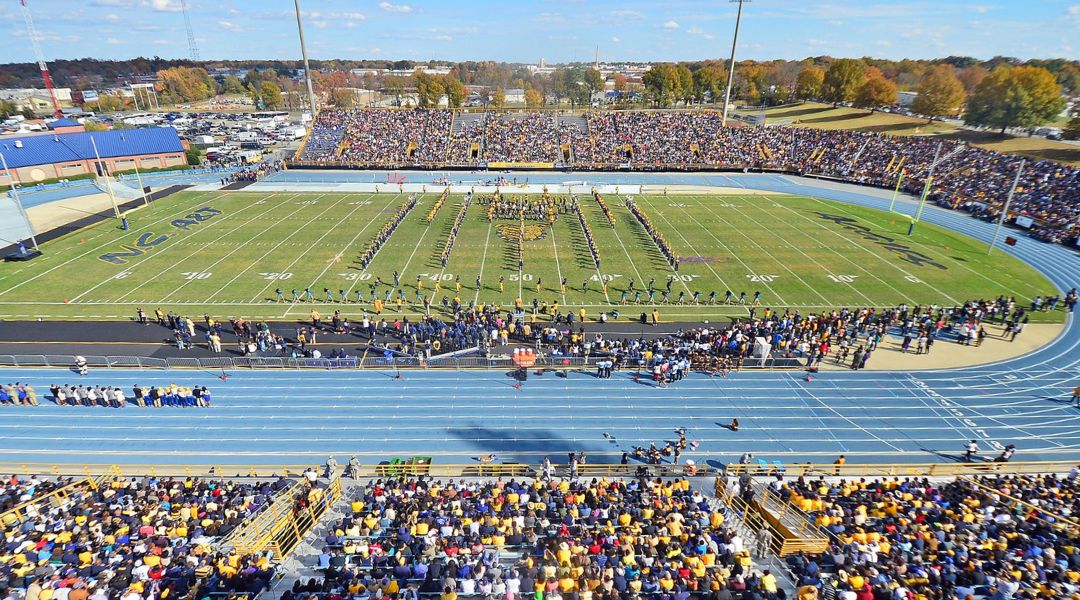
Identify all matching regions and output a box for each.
[18,0,62,119]
[720,0,750,127]
[181,0,201,62]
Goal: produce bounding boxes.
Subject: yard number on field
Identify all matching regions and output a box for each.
[747,274,779,282]
[339,272,374,281]
[259,272,293,280]
[827,275,858,283]
[181,271,212,280]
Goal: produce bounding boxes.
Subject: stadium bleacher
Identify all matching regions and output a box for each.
[295,109,1079,245]
[0,473,313,600]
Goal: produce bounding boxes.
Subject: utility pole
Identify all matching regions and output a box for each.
[988,159,1025,255]
[294,0,318,119]
[720,0,749,127]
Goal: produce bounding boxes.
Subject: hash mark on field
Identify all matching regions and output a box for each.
[81,192,290,304]
[277,189,386,305]
[474,216,494,305]
[200,192,342,303]
[696,195,830,304]
[274,192,399,309]
[733,200,878,306]
[0,191,232,298]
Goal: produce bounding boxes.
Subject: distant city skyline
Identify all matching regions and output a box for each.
[3,0,1078,65]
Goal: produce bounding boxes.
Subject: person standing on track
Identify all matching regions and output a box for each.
[1072,385,1080,407]
[965,439,979,462]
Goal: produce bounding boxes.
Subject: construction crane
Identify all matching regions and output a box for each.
[18,0,63,119]
[181,0,200,62]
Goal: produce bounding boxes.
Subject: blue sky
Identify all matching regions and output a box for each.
[4,1,1078,64]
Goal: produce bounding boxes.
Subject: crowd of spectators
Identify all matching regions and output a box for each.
[303,476,785,600]
[0,474,298,600]
[295,109,1079,244]
[778,472,1080,600]
[304,109,451,165]
[225,159,286,184]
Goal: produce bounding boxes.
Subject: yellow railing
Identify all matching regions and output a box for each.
[225,476,343,558]
[961,476,1080,533]
[0,462,709,479]
[714,479,828,556]
[0,476,97,530]
[724,460,1078,478]
[2,460,1074,481]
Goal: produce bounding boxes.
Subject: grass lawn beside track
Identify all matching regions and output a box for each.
[0,189,1062,322]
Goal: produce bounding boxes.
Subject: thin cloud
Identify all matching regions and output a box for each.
[611,36,621,43]
[379,2,413,13]
[218,20,243,32]
[663,20,679,30]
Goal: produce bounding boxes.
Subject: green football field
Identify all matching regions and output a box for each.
[0,189,1059,321]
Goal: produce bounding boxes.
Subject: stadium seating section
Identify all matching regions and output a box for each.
[767,473,1079,599]
[297,109,1080,244]
[0,474,308,599]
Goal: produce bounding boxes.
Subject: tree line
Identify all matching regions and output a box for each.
[640,58,1071,135]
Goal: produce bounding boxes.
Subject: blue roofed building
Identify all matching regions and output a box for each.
[0,127,186,183]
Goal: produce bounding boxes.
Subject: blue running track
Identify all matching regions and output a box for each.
[0,173,1076,467]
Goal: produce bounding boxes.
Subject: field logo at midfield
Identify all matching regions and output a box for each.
[98,207,223,265]
[814,212,947,270]
[496,223,549,242]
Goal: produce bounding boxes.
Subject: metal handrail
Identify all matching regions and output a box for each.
[724,460,1078,477]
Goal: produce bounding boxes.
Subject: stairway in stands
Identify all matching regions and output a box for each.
[556,114,589,133]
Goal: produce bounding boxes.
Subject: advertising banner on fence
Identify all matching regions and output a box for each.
[1014,216,1034,229]
[487,162,555,169]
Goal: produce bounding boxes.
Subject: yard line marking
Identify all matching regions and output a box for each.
[0,191,234,298]
[617,198,691,297]
[732,199,879,306]
[686,194,827,304]
[264,192,397,308]
[201,192,344,303]
[803,196,1014,303]
[604,204,649,296]
[339,192,415,304]
[393,194,442,302]
[262,190,384,304]
[660,195,791,304]
[74,192,284,304]
[549,221,568,305]
[474,212,493,305]
[641,196,733,296]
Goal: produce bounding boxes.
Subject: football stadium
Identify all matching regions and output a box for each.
[0,1,1079,599]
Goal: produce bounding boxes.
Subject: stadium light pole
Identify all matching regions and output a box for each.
[294,0,318,120]
[988,159,1025,255]
[720,0,749,127]
[0,152,39,250]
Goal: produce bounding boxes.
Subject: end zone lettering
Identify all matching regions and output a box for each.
[98,207,223,265]
[814,212,948,271]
